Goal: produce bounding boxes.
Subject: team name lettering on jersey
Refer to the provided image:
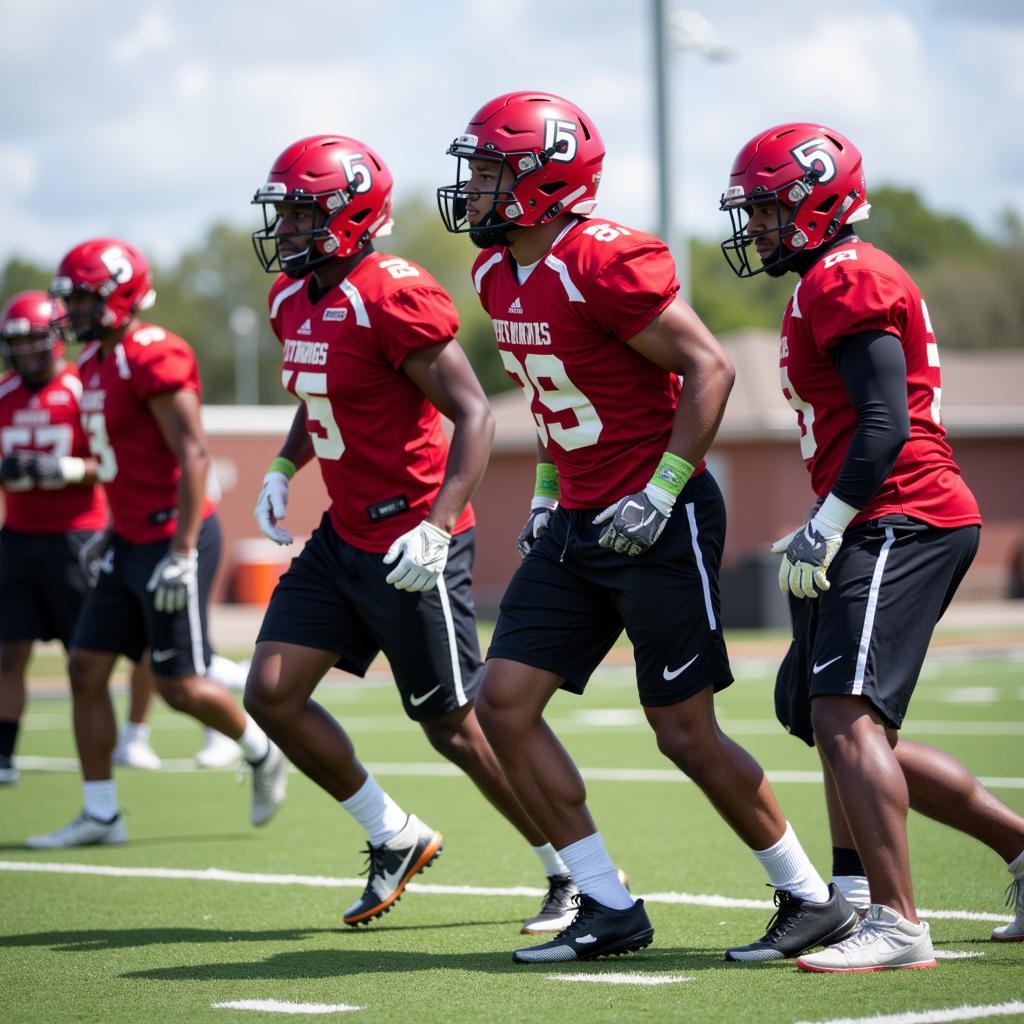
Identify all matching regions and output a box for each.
[491,319,552,346]
[283,339,329,365]
[13,408,51,427]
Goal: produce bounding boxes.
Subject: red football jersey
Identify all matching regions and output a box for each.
[0,365,107,534]
[268,253,475,552]
[77,323,215,543]
[779,238,980,527]
[473,218,698,508]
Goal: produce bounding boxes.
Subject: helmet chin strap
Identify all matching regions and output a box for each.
[469,211,518,250]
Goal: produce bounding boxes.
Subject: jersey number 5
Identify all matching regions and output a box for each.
[283,370,346,460]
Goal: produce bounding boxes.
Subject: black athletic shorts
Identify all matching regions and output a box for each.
[488,470,734,707]
[256,514,483,723]
[0,526,94,647]
[775,516,980,745]
[72,514,221,678]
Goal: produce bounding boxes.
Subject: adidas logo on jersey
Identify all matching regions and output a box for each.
[323,308,348,322]
[508,297,524,315]
[297,319,312,336]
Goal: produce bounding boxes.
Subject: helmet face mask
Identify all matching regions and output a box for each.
[50,239,155,341]
[252,136,395,279]
[437,91,605,245]
[720,124,870,278]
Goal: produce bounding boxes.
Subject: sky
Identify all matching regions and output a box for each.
[2,0,1022,270]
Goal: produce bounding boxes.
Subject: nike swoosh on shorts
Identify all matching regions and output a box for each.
[409,685,441,707]
[663,654,699,681]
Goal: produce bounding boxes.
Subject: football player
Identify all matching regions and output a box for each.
[0,291,107,785]
[720,123,1024,969]
[247,135,583,932]
[437,92,856,964]
[25,239,286,848]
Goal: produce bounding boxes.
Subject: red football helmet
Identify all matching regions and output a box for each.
[1,290,68,380]
[720,123,870,277]
[252,135,395,278]
[437,91,605,246]
[50,238,156,340]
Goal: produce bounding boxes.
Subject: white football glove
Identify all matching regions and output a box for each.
[593,483,674,557]
[383,521,452,592]
[146,549,198,613]
[517,496,558,558]
[771,494,858,599]
[254,471,293,545]
[79,529,114,587]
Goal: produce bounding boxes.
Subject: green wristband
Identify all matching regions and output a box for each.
[269,456,297,480]
[648,452,695,499]
[534,463,560,501]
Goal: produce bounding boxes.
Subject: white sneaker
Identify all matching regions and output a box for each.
[194,728,242,769]
[797,903,936,972]
[991,875,1024,941]
[0,755,18,785]
[207,654,249,692]
[26,812,127,849]
[113,727,161,771]
[522,868,630,934]
[248,742,287,826]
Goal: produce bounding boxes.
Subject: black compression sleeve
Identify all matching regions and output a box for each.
[830,330,911,509]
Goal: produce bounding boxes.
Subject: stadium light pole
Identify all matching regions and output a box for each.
[652,3,734,306]
[229,305,260,406]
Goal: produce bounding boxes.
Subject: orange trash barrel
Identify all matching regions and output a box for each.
[232,538,294,606]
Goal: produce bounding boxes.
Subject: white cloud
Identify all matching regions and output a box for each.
[1,0,1021,270]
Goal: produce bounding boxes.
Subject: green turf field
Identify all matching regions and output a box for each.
[2,644,1022,1023]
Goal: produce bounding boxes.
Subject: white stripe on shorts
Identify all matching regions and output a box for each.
[186,576,206,675]
[853,526,896,695]
[434,575,466,706]
[685,502,717,632]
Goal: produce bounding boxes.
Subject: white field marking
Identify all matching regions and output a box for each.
[0,861,1014,925]
[793,1000,1024,1024]
[548,973,693,985]
[211,1000,361,1014]
[940,688,1000,704]
[934,950,985,959]
[14,756,1024,790]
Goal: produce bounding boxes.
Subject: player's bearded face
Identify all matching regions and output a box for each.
[747,202,790,278]
[65,292,99,341]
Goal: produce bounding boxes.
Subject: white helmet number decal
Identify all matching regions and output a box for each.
[340,153,373,194]
[790,138,836,184]
[544,119,578,162]
[100,246,133,283]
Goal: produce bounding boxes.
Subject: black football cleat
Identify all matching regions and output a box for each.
[513,894,654,963]
[725,883,859,962]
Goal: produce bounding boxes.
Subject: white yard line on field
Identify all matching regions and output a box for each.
[13,756,1024,789]
[211,1000,361,1015]
[548,973,693,985]
[794,1000,1024,1024]
[0,860,1013,925]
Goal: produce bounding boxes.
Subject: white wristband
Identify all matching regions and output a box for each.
[58,456,87,483]
[530,495,558,512]
[812,493,859,536]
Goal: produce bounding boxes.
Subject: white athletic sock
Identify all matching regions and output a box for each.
[206,654,248,690]
[1008,849,1024,879]
[833,874,871,910]
[122,721,149,743]
[753,822,830,903]
[238,717,271,764]
[532,843,570,878]
[340,774,408,847]
[558,833,633,910]
[83,779,119,821]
